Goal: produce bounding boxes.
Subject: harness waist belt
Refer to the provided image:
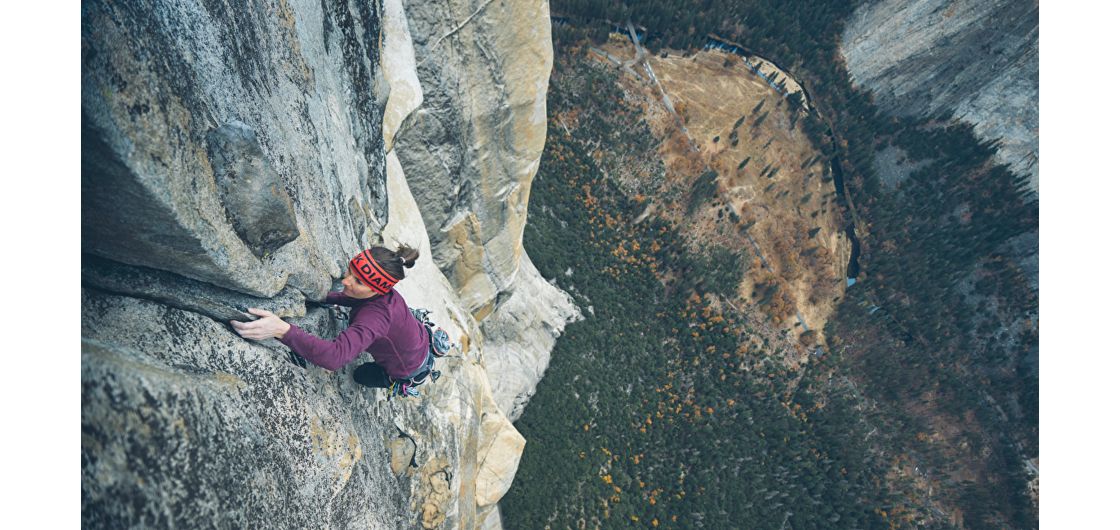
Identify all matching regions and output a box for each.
[405,349,434,381]
[402,327,434,381]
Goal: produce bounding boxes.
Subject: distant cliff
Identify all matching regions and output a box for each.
[841,0,1038,190]
[81,1,575,528]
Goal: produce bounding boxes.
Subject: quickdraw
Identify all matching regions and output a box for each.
[409,308,453,358]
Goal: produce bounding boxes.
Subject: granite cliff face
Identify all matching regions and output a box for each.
[81,1,573,528]
[841,0,1039,190]
[394,0,555,321]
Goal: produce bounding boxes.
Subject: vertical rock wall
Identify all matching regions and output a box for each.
[394,0,581,421]
[841,0,1039,190]
[82,0,572,528]
[82,0,390,297]
[479,252,583,421]
[395,0,555,320]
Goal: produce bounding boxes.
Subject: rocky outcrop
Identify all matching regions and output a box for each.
[394,0,554,320]
[841,0,1039,190]
[392,0,579,425]
[205,120,301,258]
[82,0,567,528]
[480,252,583,421]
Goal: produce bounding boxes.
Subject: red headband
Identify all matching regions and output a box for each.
[348,250,399,294]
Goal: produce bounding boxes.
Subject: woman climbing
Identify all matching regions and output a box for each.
[231,245,434,390]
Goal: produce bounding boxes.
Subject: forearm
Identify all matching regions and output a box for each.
[278,324,371,371]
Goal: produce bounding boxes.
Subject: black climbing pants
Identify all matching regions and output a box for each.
[353,362,393,389]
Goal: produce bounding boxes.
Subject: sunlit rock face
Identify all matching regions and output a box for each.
[393,0,578,428]
[841,0,1039,190]
[480,252,584,421]
[81,1,571,528]
[394,0,554,320]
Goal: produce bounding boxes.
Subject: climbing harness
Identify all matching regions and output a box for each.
[385,308,455,400]
[388,349,437,400]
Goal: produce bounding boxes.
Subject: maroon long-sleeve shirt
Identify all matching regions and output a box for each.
[279,289,429,378]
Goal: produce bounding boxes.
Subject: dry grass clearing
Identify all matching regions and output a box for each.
[595,37,849,345]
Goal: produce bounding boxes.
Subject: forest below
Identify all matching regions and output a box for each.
[506,2,1037,528]
[506,57,898,527]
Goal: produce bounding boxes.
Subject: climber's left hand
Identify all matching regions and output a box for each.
[230,308,291,340]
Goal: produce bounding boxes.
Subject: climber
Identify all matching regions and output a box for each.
[230,245,437,391]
